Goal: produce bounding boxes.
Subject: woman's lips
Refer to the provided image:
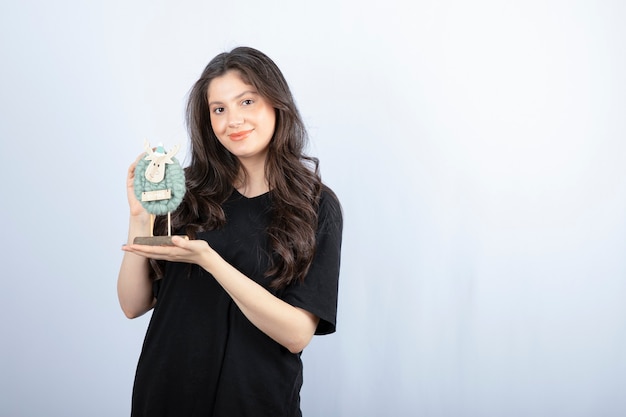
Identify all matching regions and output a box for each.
[228,129,253,141]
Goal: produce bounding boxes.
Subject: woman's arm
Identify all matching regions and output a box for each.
[116,156,156,319]
[117,216,155,318]
[122,237,319,353]
[205,247,320,354]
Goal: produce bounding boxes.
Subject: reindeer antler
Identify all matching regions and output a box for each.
[144,140,155,159]
[162,144,180,163]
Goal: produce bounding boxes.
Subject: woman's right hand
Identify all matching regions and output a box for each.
[127,153,149,218]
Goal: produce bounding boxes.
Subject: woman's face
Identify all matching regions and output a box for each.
[207,70,276,166]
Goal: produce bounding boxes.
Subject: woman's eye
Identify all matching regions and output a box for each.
[213,107,224,114]
[242,99,253,106]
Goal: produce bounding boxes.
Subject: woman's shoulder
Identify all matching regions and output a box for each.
[319,184,343,225]
[320,183,341,206]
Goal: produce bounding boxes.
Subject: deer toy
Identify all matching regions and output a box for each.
[133,141,186,245]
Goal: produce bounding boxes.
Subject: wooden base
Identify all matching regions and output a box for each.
[133,236,186,246]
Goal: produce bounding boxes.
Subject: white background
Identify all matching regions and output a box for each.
[1,1,625,416]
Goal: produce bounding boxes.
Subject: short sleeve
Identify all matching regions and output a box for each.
[280,188,343,335]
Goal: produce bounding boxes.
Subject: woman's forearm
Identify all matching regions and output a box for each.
[117,215,155,319]
[201,251,319,354]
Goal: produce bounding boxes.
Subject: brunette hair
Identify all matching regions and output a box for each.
[153,46,322,289]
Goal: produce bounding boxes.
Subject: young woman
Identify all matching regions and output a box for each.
[117,47,343,417]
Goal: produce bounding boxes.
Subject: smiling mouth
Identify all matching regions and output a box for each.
[229,129,253,141]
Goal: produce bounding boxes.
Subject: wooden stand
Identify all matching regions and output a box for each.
[133,236,176,246]
[132,213,186,245]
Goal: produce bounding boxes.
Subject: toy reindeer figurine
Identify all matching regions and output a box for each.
[133,141,186,245]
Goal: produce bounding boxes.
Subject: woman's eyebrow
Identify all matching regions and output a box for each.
[209,90,257,106]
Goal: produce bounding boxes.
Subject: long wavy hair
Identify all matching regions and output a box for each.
[153,46,322,289]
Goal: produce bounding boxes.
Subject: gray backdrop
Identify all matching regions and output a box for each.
[1,1,625,416]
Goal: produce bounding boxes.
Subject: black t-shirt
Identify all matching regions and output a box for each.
[131,188,343,417]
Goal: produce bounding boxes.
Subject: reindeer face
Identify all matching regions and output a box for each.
[145,156,167,183]
[143,142,181,184]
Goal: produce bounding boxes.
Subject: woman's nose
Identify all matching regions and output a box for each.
[228,111,244,128]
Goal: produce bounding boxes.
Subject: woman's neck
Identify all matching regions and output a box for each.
[235,158,270,198]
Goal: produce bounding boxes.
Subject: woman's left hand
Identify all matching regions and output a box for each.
[122,236,213,265]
